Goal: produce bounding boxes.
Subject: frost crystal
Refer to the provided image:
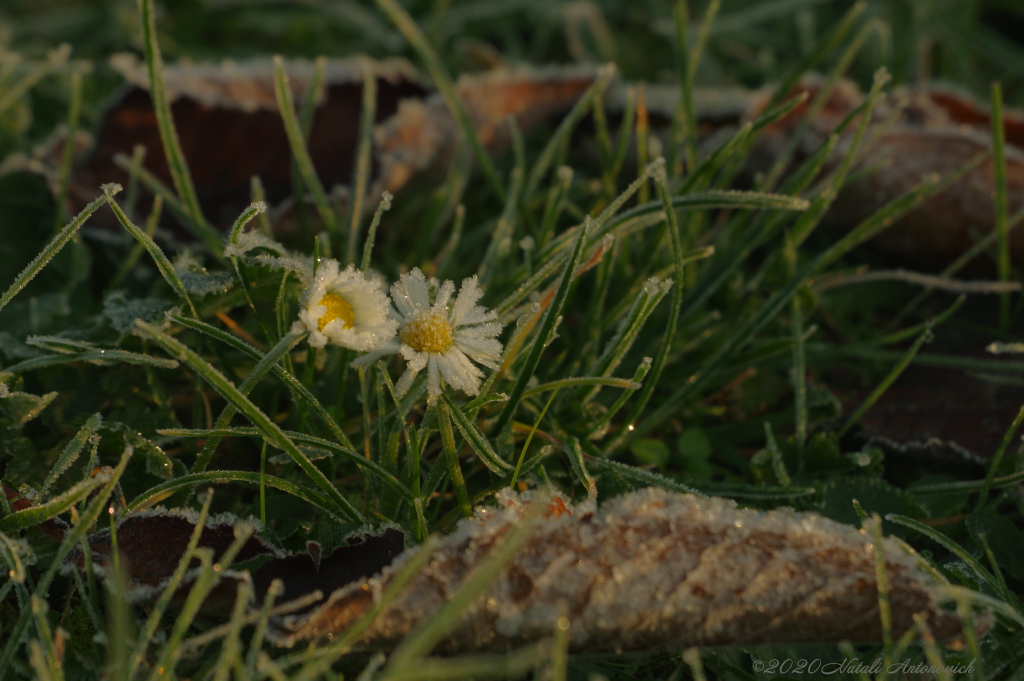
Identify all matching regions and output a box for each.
[269,487,970,651]
[293,259,397,351]
[352,268,503,402]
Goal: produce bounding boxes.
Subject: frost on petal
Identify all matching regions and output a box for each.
[437,348,483,395]
[394,367,420,397]
[448,275,485,328]
[456,321,504,340]
[392,269,431,317]
[454,336,503,369]
[350,340,400,369]
[433,279,456,313]
[401,346,429,372]
[426,355,442,400]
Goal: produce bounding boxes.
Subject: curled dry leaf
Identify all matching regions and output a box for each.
[267,487,966,651]
[751,77,1024,267]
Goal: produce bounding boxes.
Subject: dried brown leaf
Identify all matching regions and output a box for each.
[268,487,966,651]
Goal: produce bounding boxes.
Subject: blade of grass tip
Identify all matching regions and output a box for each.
[137,0,220,255]
[864,513,893,668]
[510,387,560,488]
[977,402,1024,510]
[107,193,161,292]
[564,437,596,502]
[38,413,102,500]
[0,475,107,533]
[53,69,83,233]
[374,0,505,202]
[550,600,570,681]
[991,82,1012,330]
[227,201,274,343]
[348,57,377,265]
[0,448,131,678]
[763,421,791,486]
[492,220,589,435]
[438,398,473,518]
[384,501,545,674]
[838,325,932,438]
[137,320,363,522]
[127,489,214,680]
[273,55,340,243]
[618,168,686,432]
[360,192,393,273]
[105,194,198,317]
[0,185,117,314]
[250,176,274,237]
[523,64,616,201]
[588,357,651,440]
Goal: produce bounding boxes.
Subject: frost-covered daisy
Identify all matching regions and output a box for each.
[352,268,504,401]
[293,259,398,351]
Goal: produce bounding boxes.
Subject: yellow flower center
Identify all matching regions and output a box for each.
[400,312,453,354]
[316,293,355,331]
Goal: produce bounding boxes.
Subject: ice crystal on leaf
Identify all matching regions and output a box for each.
[352,268,503,402]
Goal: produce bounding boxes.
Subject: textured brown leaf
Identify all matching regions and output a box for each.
[268,487,966,651]
[751,77,1024,267]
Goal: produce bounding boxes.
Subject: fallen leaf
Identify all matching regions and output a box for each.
[751,77,1024,267]
[61,507,280,601]
[267,487,967,651]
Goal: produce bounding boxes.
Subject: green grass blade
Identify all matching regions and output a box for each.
[491,219,589,435]
[374,0,505,202]
[52,69,82,232]
[137,0,221,255]
[136,319,363,523]
[584,455,700,496]
[564,437,596,501]
[169,313,355,452]
[348,57,378,265]
[438,399,473,518]
[39,413,102,499]
[440,393,513,474]
[0,475,106,533]
[361,192,393,273]
[523,64,616,200]
[3,348,179,374]
[526,376,640,399]
[0,186,117,314]
[273,55,340,241]
[105,194,198,317]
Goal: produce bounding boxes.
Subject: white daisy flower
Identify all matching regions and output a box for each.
[293,259,398,351]
[352,268,504,402]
